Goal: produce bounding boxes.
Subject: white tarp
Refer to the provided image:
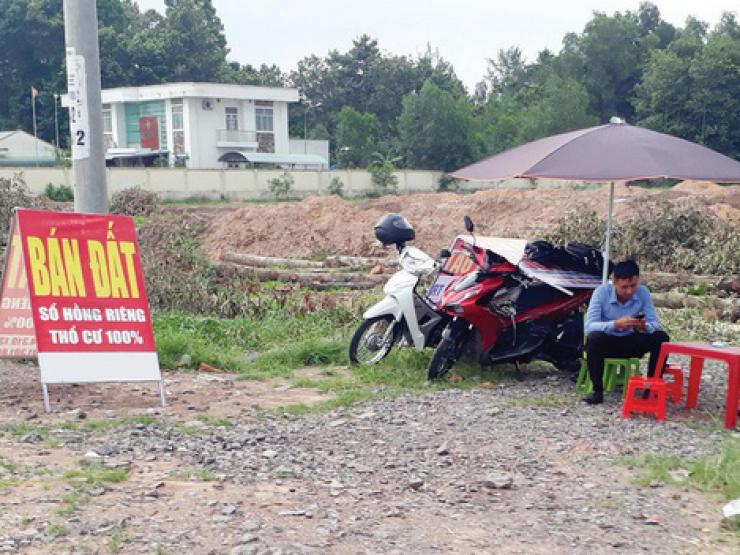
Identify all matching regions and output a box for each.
[455,235,603,295]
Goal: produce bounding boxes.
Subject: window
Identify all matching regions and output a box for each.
[102,104,112,134]
[255,107,273,132]
[225,107,239,131]
[171,99,183,130]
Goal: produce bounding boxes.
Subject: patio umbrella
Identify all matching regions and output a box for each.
[450,118,740,282]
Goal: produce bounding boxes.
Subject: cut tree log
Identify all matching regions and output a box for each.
[212,261,384,287]
[641,272,740,294]
[219,252,396,270]
[323,255,396,269]
[651,292,740,321]
[220,252,325,269]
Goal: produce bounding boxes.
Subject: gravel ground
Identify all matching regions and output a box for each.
[1,359,739,554]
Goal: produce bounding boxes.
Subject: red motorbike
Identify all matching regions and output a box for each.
[427,216,605,380]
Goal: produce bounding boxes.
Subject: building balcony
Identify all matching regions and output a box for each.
[216,129,258,148]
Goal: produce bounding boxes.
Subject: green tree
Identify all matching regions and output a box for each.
[161,0,229,82]
[335,106,379,168]
[398,80,475,171]
[635,13,740,159]
[484,46,528,96]
[517,75,598,142]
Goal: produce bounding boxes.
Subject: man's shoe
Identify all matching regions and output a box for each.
[583,392,604,405]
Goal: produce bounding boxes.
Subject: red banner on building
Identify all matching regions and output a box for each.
[0,209,163,410]
[139,116,159,150]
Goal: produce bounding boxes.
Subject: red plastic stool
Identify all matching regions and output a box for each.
[661,365,684,404]
[621,377,667,421]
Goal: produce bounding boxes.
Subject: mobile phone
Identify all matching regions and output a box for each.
[635,312,645,319]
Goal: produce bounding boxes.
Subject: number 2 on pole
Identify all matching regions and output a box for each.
[76,130,85,146]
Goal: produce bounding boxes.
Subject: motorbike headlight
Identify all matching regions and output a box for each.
[452,272,479,292]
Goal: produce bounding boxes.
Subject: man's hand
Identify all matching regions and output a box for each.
[614,316,643,330]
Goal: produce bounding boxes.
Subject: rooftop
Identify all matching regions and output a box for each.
[61,82,300,107]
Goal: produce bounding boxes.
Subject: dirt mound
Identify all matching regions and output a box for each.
[200,184,739,259]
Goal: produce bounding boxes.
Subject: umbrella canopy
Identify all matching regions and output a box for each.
[450,120,740,282]
[451,120,740,183]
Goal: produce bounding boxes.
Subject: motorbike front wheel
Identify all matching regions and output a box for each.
[349,315,401,365]
[427,336,461,380]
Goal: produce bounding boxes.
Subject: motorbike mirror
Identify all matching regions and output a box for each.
[464,216,475,233]
[439,249,451,259]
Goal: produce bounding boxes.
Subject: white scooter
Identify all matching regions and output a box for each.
[348,214,450,365]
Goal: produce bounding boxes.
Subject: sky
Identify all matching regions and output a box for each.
[136,0,736,91]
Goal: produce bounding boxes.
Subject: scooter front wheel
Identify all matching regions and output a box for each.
[349,315,401,365]
[427,336,459,380]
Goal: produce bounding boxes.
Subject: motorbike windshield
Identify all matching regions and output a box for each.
[455,235,527,266]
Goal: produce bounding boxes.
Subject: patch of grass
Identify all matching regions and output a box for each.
[46,523,68,539]
[196,414,232,427]
[686,282,709,296]
[64,465,128,487]
[0,458,17,472]
[2,422,49,439]
[174,467,216,481]
[57,491,88,516]
[107,532,129,552]
[659,308,739,344]
[622,438,740,500]
[0,478,20,490]
[153,309,354,375]
[279,389,381,415]
[248,337,347,377]
[83,414,157,432]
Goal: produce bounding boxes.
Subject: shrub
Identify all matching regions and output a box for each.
[367,152,400,195]
[328,176,344,197]
[268,172,294,200]
[437,173,460,192]
[545,201,739,275]
[137,213,264,318]
[544,209,608,249]
[43,183,74,202]
[110,186,159,217]
[0,175,37,245]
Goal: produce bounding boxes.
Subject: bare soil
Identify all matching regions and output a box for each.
[1,359,739,554]
[197,182,740,260]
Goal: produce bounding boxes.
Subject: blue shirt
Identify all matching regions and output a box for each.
[585,283,661,336]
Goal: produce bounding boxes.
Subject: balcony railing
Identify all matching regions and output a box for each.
[216,129,257,144]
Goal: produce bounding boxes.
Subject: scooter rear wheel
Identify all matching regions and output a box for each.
[349,315,400,365]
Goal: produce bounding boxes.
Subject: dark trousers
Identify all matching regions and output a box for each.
[585,330,670,393]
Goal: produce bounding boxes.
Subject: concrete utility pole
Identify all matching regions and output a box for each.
[63,0,108,213]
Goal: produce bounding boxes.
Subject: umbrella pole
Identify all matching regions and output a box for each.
[602,181,615,284]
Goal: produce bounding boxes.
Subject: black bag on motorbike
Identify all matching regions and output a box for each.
[564,242,612,276]
[524,240,572,267]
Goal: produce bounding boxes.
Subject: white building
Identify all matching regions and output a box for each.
[62,82,328,169]
[0,130,56,167]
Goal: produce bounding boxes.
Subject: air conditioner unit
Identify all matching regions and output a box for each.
[201,99,214,111]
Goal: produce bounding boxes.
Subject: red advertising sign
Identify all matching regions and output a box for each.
[139,116,160,150]
[0,219,36,357]
[0,209,162,410]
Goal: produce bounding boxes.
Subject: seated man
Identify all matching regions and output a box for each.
[583,260,669,405]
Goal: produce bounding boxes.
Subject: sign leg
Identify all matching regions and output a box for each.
[42,383,51,412]
[158,380,167,408]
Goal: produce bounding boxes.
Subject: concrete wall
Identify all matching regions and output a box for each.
[288,139,331,168]
[0,167,568,201]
